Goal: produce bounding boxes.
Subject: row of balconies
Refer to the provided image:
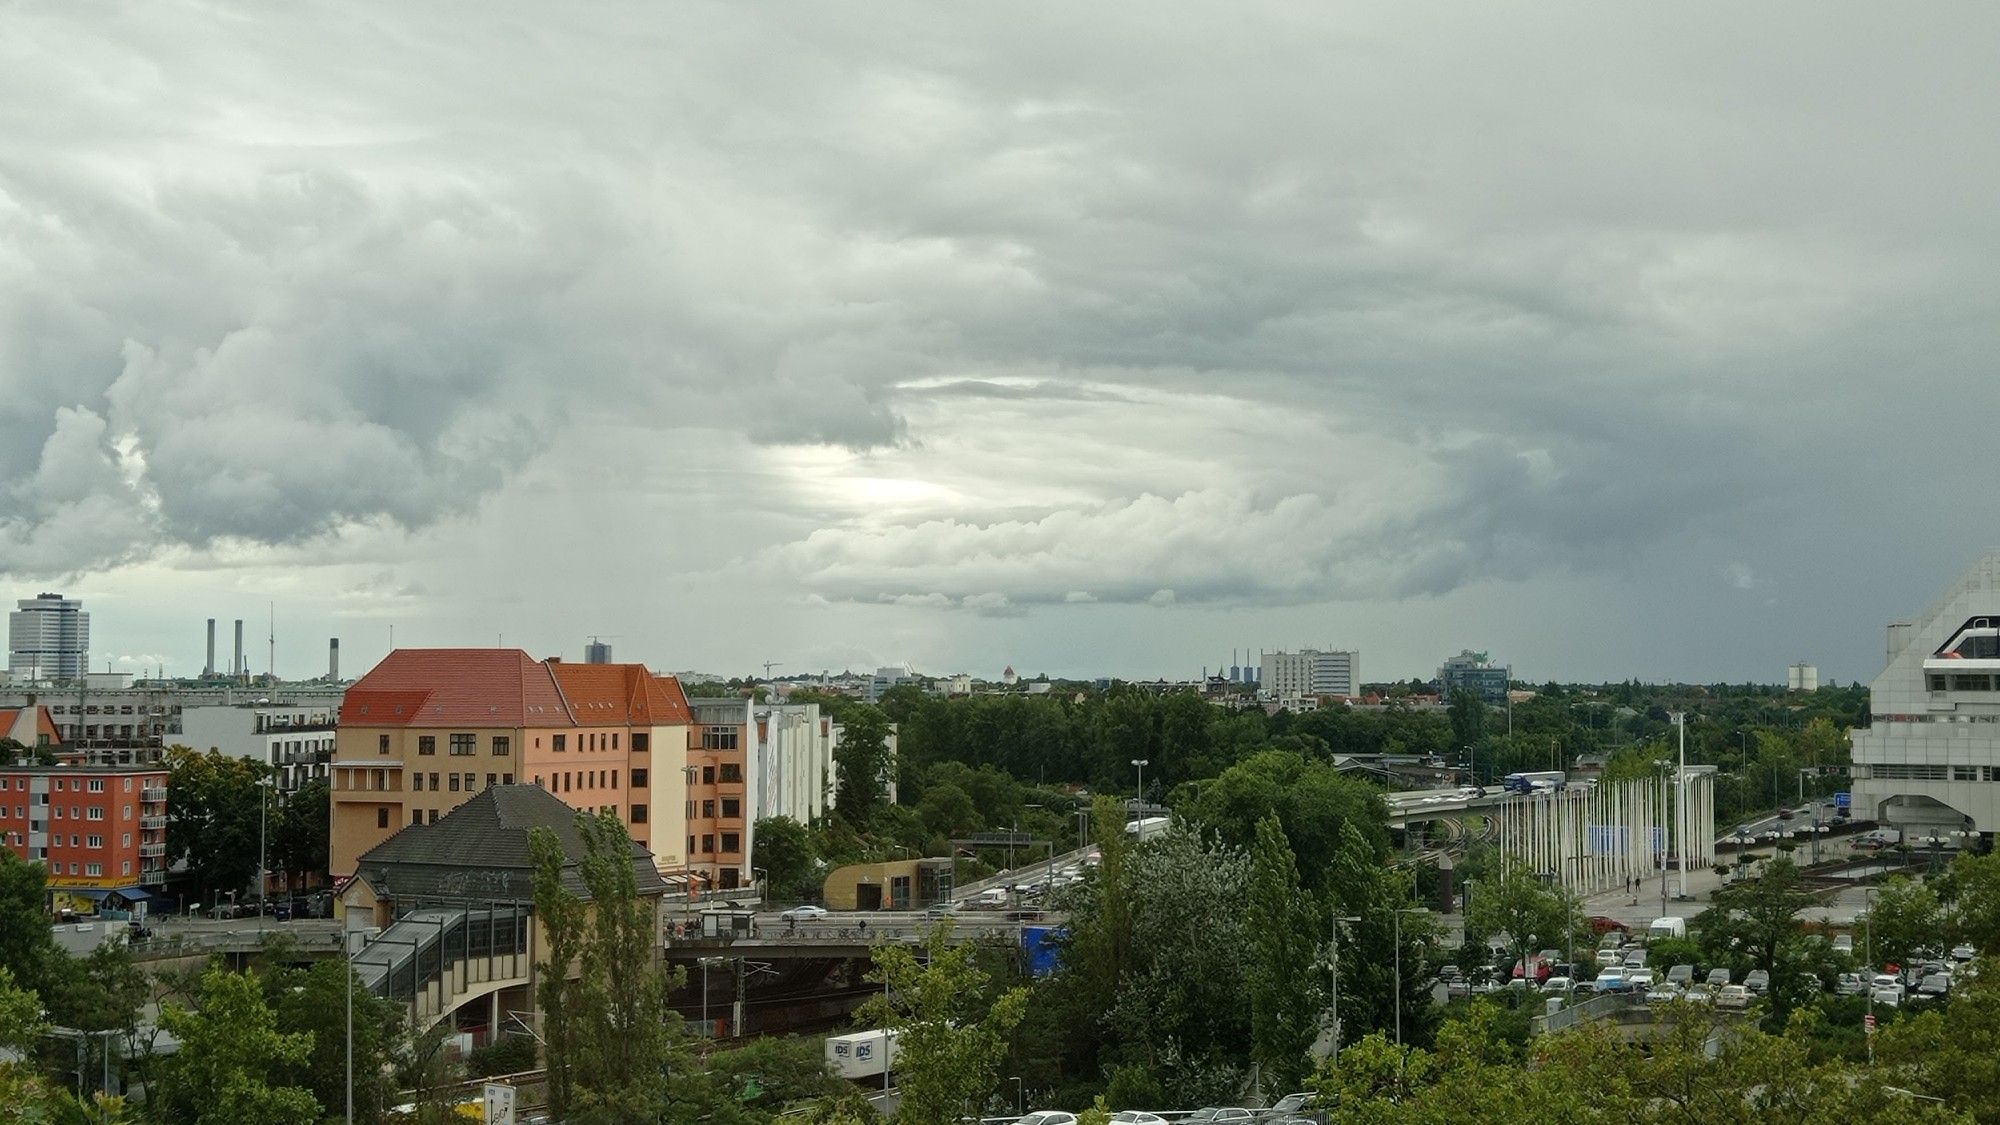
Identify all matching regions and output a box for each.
[139,843,166,858]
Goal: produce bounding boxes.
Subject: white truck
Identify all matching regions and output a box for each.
[825,1029,900,1080]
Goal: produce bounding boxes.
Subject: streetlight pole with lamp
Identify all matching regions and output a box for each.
[1327,913,1360,1062]
[1130,759,1149,808]
[1392,907,1429,1052]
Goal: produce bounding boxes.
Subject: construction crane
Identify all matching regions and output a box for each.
[761,661,784,679]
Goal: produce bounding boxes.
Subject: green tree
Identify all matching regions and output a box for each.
[1865,876,1944,972]
[165,745,270,902]
[1186,750,1390,896]
[1326,821,1434,1049]
[1465,867,1577,991]
[0,847,56,995]
[1947,851,2000,955]
[1246,814,1318,1092]
[1447,688,1487,752]
[533,811,682,1123]
[269,956,404,1121]
[834,705,896,824]
[916,782,978,838]
[752,816,821,902]
[156,967,320,1125]
[860,920,1029,1125]
[270,778,330,895]
[1695,857,1816,1023]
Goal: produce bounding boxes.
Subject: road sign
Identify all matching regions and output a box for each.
[1865,1013,1877,1033]
[1835,791,1852,810]
[484,1084,516,1125]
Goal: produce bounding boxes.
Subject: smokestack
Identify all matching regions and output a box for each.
[233,619,245,680]
[329,638,340,680]
[204,619,216,678]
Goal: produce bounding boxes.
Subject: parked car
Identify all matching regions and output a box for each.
[1263,1093,1318,1120]
[1717,985,1751,1010]
[1019,1114,1077,1125]
[1541,976,1574,994]
[1832,934,1854,955]
[1683,985,1715,1005]
[1622,950,1648,971]
[1705,967,1732,987]
[1835,973,1870,996]
[1743,969,1770,995]
[1874,982,1906,1008]
[1626,968,1657,989]
[1665,964,1695,987]
[1210,1111,1253,1125]
[1111,1113,1169,1125]
[1918,972,1952,999]
[778,905,829,921]
[1953,944,1977,962]
[1593,970,1626,993]
[1645,984,1682,1005]
[1183,1110,1220,1125]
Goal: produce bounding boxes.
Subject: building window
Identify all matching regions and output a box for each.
[413,774,425,792]
[553,735,567,752]
[611,733,620,750]
[628,802,648,824]
[632,768,648,787]
[702,800,716,818]
[449,775,461,792]
[688,835,696,854]
[721,832,739,854]
[633,733,649,752]
[379,734,391,754]
[122,861,131,875]
[377,808,390,829]
[701,834,715,854]
[87,807,103,821]
[122,833,130,846]
[428,809,439,824]
[720,764,743,783]
[702,727,738,750]
[702,766,716,785]
[450,734,475,756]
[86,863,102,877]
[493,736,510,757]
[87,835,101,848]
[722,798,740,819]
[687,800,695,818]
[413,809,423,825]
[87,780,104,793]
[418,736,436,756]
[487,774,497,789]
[503,773,513,785]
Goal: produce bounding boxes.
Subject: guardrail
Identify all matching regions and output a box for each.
[666,914,1057,948]
[126,925,344,961]
[1532,990,1638,1035]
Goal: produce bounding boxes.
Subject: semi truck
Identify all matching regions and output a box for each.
[1502,771,1566,794]
[825,1029,900,1080]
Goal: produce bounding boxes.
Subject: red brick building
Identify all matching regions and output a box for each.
[0,764,168,911]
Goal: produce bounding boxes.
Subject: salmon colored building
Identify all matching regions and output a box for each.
[0,764,168,909]
[329,649,690,880]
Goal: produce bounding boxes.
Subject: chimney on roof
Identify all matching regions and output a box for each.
[204,619,216,678]
[329,637,340,680]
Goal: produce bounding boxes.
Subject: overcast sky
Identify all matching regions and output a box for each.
[4,3,1998,686]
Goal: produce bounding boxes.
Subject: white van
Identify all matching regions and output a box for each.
[1648,917,1686,942]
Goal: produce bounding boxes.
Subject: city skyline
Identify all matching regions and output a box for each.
[6,5,2000,686]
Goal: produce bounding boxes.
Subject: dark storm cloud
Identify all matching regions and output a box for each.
[4,1,1999,639]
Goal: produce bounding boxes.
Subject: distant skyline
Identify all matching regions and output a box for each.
[6,5,1998,689]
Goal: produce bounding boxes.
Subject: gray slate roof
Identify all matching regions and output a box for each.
[357,784,668,903]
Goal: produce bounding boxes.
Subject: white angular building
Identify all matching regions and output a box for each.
[1850,552,2000,840]
[1259,648,1359,701]
[754,701,838,824]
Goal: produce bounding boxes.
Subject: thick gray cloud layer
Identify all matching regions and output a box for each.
[5,3,2000,680]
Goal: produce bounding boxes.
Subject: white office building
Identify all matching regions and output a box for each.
[1260,648,1359,701]
[8,594,89,682]
[179,703,338,792]
[754,701,839,823]
[1851,553,2000,842]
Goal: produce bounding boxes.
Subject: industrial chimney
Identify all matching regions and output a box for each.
[233,619,245,680]
[204,619,216,677]
[328,637,340,681]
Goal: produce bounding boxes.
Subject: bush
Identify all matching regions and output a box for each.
[464,1034,538,1078]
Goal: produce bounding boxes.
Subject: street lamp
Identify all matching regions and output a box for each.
[1010,1075,1024,1114]
[1328,914,1360,1061]
[257,775,273,934]
[1392,907,1429,1051]
[1130,759,1149,807]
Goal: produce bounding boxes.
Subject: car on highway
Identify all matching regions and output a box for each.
[1456,786,1484,799]
[779,905,829,921]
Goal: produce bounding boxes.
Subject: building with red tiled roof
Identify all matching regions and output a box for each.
[330,649,690,880]
[1,705,61,750]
